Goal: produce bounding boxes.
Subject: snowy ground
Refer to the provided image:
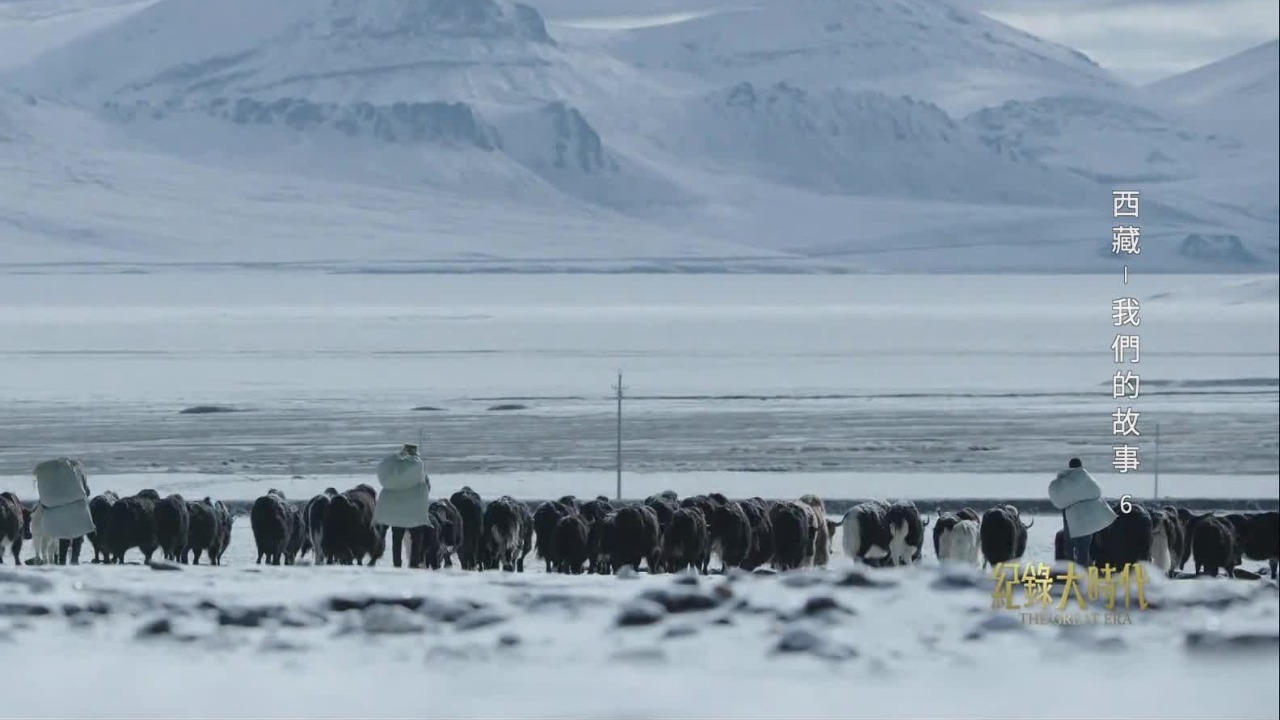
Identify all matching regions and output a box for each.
[2,271,1276,718]
[3,543,1277,718]
[1,273,1276,477]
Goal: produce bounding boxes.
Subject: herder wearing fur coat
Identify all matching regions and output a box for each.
[32,457,96,547]
[1048,457,1118,567]
[372,444,431,566]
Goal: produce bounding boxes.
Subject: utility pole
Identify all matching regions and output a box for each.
[1153,423,1160,500]
[613,371,626,501]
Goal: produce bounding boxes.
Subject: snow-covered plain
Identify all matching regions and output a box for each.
[3,528,1278,719]
[1,273,1276,477]
[0,0,1276,272]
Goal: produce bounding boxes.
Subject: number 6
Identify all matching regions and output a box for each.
[1120,495,1133,514]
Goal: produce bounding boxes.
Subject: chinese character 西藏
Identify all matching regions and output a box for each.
[1113,191,1140,219]
[1111,226,1141,254]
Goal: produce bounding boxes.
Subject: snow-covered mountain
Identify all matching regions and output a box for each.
[1145,39,1278,145]
[658,81,1094,204]
[598,0,1123,115]
[0,0,1275,272]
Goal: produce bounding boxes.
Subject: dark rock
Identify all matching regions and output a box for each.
[148,560,182,572]
[328,595,425,612]
[752,568,777,576]
[1186,629,1280,652]
[775,627,823,653]
[62,601,111,617]
[136,618,173,637]
[498,633,521,647]
[486,403,527,411]
[672,572,699,586]
[616,599,666,627]
[217,606,279,628]
[803,595,851,615]
[455,608,507,632]
[411,406,446,412]
[179,405,242,414]
[834,568,897,588]
[0,602,52,617]
[638,588,723,613]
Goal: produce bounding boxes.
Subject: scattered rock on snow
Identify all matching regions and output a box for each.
[616,599,667,627]
[136,618,173,638]
[361,604,428,635]
[672,571,699,586]
[0,602,53,617]
[663,623,698,639]
[780,571,826,588]
[0,570,54,594]
[772,627,858,660]
[418,597,476,623]
[964,612,1023,641]
[638,588,723,614]
[931,564,986,591]
[454,607,508,632]
[775,627,822,653]
[802,595,852,616]
[328,595,427,613]
[833,567,898,589]
[610,646,667,663]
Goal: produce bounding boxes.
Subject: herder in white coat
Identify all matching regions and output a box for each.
[32,457,96,564]
[372,443,431,567]
[1048,457,1118,568]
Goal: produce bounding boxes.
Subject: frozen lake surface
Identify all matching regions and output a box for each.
[1,273,1276,477]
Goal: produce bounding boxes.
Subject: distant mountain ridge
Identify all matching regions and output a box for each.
[0,0,1275,272]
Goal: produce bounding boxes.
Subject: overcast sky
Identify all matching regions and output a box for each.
[963,0,1279,84]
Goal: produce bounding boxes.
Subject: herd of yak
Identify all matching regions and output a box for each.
[1,484,1276,581]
